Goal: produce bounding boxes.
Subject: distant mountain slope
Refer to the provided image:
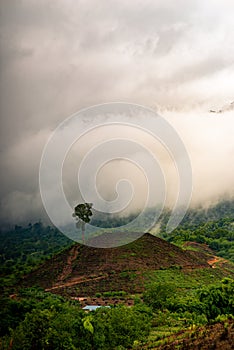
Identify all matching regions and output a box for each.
[162,217,234,262]
[160,200,234,231]
[0,223,72,290]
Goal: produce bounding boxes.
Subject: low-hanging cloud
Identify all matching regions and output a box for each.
[0,0,234,226]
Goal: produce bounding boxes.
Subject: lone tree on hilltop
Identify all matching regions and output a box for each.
[73,203,93,243]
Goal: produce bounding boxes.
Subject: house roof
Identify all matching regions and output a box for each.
[82,305,110,311]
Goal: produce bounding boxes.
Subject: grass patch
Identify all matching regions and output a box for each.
[143,268,232,294]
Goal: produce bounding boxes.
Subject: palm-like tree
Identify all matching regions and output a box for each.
[72,203,93,243]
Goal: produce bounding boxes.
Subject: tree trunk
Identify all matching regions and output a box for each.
[82,228,85,244]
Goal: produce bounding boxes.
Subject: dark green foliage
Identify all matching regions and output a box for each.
[73,203,93,242]
[0,297,31,336]
[143,282,176,310]
[198,278,234,320]
[143,277,234,330]
[10,306,92,350]
[0,223,72,287]
[0,289,73,337]
[162,200,234,230]
[91,304,152,349]
[1,288,151,349]
[163,217,234,262]
[73,203,93,224]
[1,200,234,348]
[143,275,234,332]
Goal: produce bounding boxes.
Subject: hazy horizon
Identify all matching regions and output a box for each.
[0,1,234,227]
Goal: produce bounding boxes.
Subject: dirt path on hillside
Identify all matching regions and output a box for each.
[57,245,80,283]
[45,274,108,292]
[207,256,223,268]
[45,244,109,292]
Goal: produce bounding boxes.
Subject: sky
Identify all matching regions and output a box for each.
[0,0,234,227]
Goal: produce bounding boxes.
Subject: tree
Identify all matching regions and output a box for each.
[91,305,152,349]
[11,309,53,350]
[10,305,91,350]
[143,282,176,311]
[73,203,93,243]
[198,278,234,320]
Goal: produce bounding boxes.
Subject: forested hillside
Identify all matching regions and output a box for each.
[0,200,234,349]
[0,223,72,287]
[161,201,234,262]
[1,200,233,287]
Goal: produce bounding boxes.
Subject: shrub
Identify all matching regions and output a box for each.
[198,278,234,320]
[143,282,176,310]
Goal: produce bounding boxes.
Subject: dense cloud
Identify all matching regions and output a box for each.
[0,0,234,226]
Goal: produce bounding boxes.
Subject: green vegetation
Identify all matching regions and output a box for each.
[141,278,234,349]
[162,218,234,262]
[1,278,233,349]
[0,200,234,348]
[73,203,93,242]
[143,278,234,319]
[102,291,127,298]
[0,289,152,349]
[161,200,234,230]
[0,222,72,287]
[161,200,234,263]
[144,266,233,288]
[198,278,234,320]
